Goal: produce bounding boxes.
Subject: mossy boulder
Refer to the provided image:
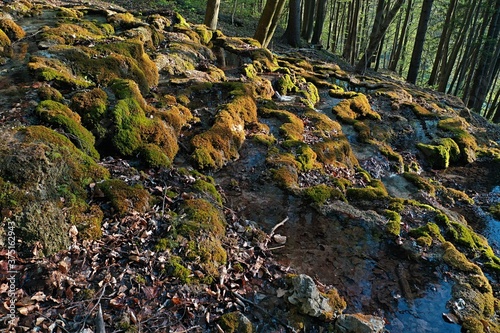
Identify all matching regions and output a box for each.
[35,100,99,160]
[417,138,460,169]
[0,126,109,256]
[70,88,109,142]
[96,179,150,216]
[28,55,93,88]
[218,312,253,333]
[191,84,257,169]
[109,79,178,162]
[438,117,478,163]
[332,93,380,123]
[0,28,12,57]
[37,85,63,102]
[0,18,26,41]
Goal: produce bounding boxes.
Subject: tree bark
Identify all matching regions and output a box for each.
[355,0,406,73]
[468,0,500,111]
[254,0,287,48]
[406,0,434,84]
[302,0,316,42]
[204,0,221,30]
[311,0,328,45]
[284,0,302,47]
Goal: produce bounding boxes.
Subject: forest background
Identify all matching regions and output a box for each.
[133,0,500,123]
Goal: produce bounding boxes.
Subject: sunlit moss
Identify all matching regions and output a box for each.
[0,19,26,41]
[36,100,99,159]
[97,179,150,216]
[383,210,401,236]
[302,184,345,204]
[346,179,388,201]
[442,241,482,274]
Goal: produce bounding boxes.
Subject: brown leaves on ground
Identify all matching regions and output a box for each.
[0,163,292,333]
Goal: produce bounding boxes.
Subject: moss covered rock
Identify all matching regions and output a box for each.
[0,126,109,256]
[36,100,100,160]
[97,179,150,216]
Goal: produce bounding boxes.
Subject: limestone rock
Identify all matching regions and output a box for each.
[287,274,332,317]
[335,314,385,333]
[218,311,253,333]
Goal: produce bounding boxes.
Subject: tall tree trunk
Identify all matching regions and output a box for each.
[204,0,221,30]
[438,1,477,92]
[388,0,412,71]
[406,0,434,84]
[284,0,302,47]
[468,0,500,111]
[326,0,336,50]
[427,0,458,86]
[254,0,287,48]
[311,0,328,45]
[343,0,360,64]
[355,0,406,73]
[302,0,317,42]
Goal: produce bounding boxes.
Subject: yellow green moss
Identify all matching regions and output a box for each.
[107,12,137,28]
[109,79,178,160]
[403,172,436,196]
[158,97,194,133]
[276,74,298,96]
[39,23,103,45]
[405,102,435,118]
[70,88,109,141]
[28,55,93,88]
[140,143,171,168]
[442,241,482,274]
[313,138,359,169]
[302,184,345,204]
[180,198,226,236]
[332,93,380,123]
[37,85,63,102]
[438,117,478,163]
[0,19,26,41]
[417,138,460,169]
[346,179,388,201]
[96,179,150,216]
[0,29,11,57]
[191,178,223,206]
[0,126,109,256]
[56,7,84,18]
[218,312,253,333]
[167,255,191,283]
[383,210,402,236]
[36,100,99,159]
[191,86,257,169]
[299,81,320,108]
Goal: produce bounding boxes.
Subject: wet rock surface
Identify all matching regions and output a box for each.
[1,1,500,333]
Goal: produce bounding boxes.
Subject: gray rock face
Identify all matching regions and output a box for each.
[335,314,385,333]
[287,274,332,317]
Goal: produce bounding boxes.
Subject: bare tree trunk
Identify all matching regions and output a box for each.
[311,0,328,45]
[204,0,221,30]
[467,0,500,111]
[427,0,458,86]
[437,1,477,92]
[254,0,287,48]
[284,0,302,47]
[355,0,406,73]
[343,0,361,64]
[406,0,434,84]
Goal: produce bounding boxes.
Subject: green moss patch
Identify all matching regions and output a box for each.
[0,126,109,256]
[417,138,460,169]
[36,100,99,159]
[97,179,150,216]
[332,93,380,123]
[191,84,257,169]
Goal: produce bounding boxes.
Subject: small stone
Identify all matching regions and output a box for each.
[335,313,385,333]
[287,274,332,317]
